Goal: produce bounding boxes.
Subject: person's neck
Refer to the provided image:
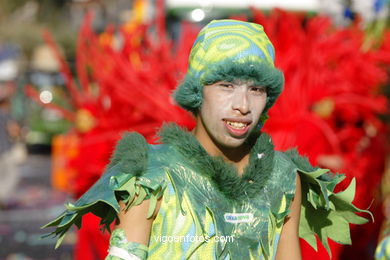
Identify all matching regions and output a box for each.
[193,125,252,176]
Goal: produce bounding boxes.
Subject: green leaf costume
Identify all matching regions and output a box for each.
[44,124,371,259]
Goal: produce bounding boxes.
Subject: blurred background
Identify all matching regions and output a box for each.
[0,0,389,259]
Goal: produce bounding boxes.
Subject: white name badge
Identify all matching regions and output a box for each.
[224,213,254,223]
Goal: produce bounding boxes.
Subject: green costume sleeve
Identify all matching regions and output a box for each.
[284,149,373,256]
[42,132,166,249]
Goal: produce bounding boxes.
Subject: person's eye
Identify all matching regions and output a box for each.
[250,86,266,94]
[219,83,234,89]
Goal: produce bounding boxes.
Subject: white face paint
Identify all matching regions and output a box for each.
[195,80,267,150]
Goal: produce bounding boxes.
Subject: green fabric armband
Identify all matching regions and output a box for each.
[106,228,148,260]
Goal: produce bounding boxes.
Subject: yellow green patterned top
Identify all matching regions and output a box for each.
[146,181,285,260]
[376,236,390,260]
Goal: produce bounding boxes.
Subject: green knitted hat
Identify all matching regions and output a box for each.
[174,19,284,118]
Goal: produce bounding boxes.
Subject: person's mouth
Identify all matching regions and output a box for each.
[223,118,252,137]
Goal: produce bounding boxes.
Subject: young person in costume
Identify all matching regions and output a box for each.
[45,19,370,260]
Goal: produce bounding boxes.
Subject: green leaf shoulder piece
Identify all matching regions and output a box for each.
[282,149,373,257]
[42,132,167,249]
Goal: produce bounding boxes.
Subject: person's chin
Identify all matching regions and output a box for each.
[219,136,247,149]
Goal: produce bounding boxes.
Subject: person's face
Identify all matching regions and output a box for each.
[196,79,267,149]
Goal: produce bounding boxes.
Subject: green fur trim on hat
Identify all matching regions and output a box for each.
[174,59,284,114]
[173,19,284,115]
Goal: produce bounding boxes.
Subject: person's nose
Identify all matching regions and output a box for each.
[231,88,250,115]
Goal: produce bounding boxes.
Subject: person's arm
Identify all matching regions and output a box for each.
[275,173,302,260]
[106,199,162,260]
[116,200,156,245]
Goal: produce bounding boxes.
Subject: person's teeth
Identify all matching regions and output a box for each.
[227,121,247,129]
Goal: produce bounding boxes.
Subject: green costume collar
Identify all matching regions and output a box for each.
[158,123,275,201]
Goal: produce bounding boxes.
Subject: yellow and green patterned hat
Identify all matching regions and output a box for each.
[174,19,284,116]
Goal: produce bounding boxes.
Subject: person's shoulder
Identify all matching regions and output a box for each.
[275,148,317,172]
[106,131,149,176]
[106,131,173,184]
[269,148,317,196]
[265,150,296,195]
[272,149,311,179]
